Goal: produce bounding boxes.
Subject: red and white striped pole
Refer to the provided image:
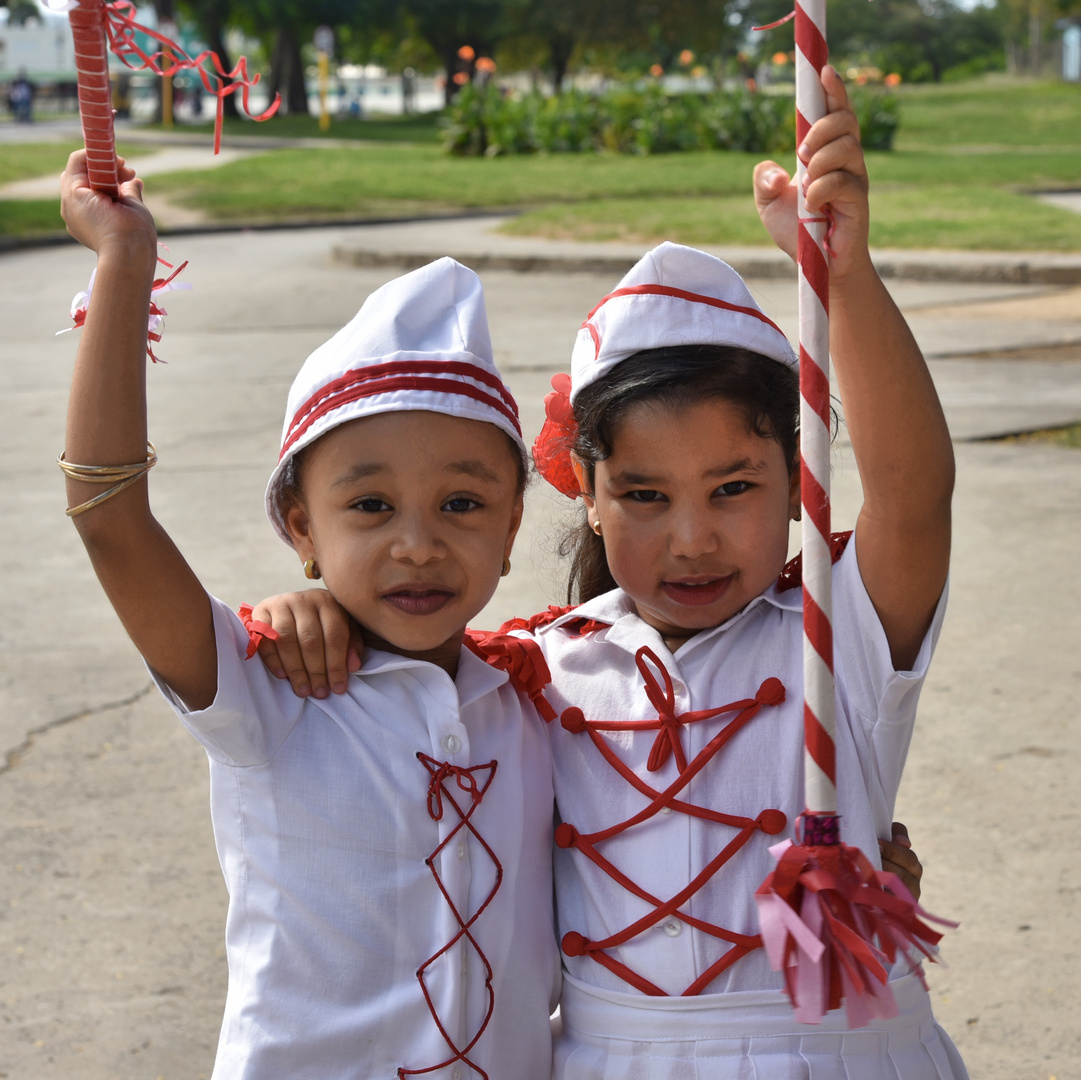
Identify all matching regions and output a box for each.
[67,0,119,196]
[794,0,838,841]
[754,0,954,1026]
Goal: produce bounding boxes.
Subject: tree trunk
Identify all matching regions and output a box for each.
[150,0,176,123]
[441,46,477,106]
[270,27,309,116]
[549,35,574,93]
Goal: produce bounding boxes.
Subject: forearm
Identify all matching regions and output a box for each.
[65,243,157,485]
[64,243,216,708]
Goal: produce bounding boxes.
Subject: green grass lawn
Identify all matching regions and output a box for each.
[169,109,444,144]
[0,198,65,238]
[0,140,151,186]
[3,79,1079,249]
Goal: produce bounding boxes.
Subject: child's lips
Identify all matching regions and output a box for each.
[660,575,733,606]
[382,588,455,616]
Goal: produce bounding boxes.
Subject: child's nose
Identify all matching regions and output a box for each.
[390,513,445,563]
[668,506,719,559]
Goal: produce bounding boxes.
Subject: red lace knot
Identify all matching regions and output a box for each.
[755,677,786,706]
[532,373,581,498]
[635,646,687,773]
[560,707,587,733]
[237,603,280,660]
[561,931,588,957]
[464,629,555,720]
[554,822,578,848]
[757,809,788,835]
[422,757,484,821]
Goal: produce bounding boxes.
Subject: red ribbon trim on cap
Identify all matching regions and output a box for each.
[282,361,522,460]
[582,284,788,362]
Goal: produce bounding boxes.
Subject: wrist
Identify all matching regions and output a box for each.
[95,237,159,281]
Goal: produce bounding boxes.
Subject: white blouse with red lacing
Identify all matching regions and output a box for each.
[150,595,559,1080]
[496,537,947,1000]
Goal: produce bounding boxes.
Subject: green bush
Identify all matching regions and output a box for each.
[443,82,899,157]
[848,89,900,152]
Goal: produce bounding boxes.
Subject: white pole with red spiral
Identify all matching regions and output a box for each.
[753,0,952,1027]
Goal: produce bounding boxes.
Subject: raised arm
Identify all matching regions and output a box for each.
[754,68,953,670]
[61,150,216,708]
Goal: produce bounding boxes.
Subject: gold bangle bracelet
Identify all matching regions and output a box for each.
[57,441,157,481]
[59,442,157,517]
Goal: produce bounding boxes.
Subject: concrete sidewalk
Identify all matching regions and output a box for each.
[1,222,1079,1079]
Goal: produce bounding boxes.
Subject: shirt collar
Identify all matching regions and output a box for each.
[544,578,801,655]
[359,643,509,708]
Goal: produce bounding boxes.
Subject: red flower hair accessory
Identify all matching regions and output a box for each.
[532,373,580,499]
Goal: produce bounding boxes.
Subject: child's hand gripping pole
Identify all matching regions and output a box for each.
[752,2,953,1027]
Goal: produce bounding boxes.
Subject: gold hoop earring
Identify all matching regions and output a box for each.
[303,558,321,580]
[501,556,511,577]
[591,520,602,537]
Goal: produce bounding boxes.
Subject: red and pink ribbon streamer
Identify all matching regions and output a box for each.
[50,0,279,196]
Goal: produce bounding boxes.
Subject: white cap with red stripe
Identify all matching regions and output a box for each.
[570,242,797,402]
[265,257,526,546]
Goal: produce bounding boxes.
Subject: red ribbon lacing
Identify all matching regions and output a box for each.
[555,647,789,996]
[400,754,501,1080]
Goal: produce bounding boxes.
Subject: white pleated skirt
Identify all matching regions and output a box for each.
[554,971,968,1080]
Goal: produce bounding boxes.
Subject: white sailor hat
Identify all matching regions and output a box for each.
[569,241,797,402]
[266,257,526,546]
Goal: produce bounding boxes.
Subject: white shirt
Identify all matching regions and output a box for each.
[514,539,946,999]
[152,596,560,1080]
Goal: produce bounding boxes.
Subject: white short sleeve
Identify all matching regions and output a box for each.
[148,594,306,766]
[833,538,948,801]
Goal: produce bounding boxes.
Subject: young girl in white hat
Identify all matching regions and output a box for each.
[57,151,560,1080]
[252,68,963,1077]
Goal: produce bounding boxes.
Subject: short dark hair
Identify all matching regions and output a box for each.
[562,345,800,604]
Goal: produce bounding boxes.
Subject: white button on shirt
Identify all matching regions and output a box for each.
[152,595,559,1080]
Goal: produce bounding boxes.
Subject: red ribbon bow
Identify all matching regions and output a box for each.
[531,373,581,499]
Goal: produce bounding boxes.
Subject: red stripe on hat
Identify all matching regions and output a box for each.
[583,284,787,340]
[283,368,522,461]
[284,359,521,456]
[584,321,602,362]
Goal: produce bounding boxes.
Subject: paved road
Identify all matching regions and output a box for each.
[1,221,1079,1079]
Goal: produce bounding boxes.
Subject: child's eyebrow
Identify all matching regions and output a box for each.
[704,458,769,478]
[446,460,502,484]
[331,463,386,487]
[612,459,768,485]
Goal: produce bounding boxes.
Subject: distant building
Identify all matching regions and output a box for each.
[0,3,76,81]
[1061,20,1081,82]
